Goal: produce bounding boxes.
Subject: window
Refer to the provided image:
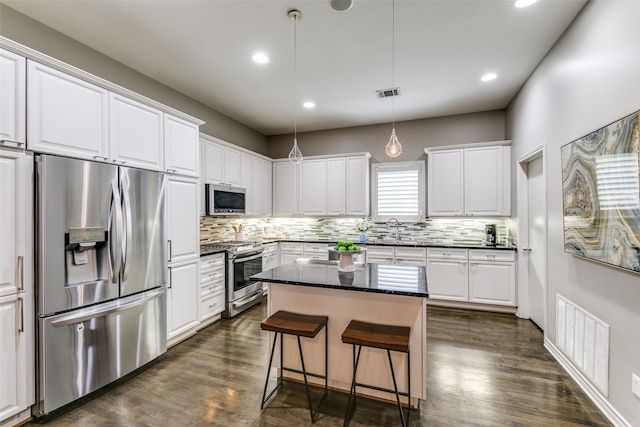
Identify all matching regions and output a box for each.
[372,161,425,223]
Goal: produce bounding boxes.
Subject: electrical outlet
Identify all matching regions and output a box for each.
[633,374,640,398]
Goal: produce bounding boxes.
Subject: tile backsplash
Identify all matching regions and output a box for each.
[200,216,517,246]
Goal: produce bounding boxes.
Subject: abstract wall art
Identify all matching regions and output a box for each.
[561,111,640,273]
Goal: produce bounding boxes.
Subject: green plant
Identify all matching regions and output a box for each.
[355,218,372,233]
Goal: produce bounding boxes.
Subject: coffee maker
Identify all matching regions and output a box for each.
[485,224,497,246]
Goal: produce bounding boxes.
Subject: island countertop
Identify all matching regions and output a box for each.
[251,259,428,298]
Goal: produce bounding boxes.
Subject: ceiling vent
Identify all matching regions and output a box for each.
[376,87,400,99]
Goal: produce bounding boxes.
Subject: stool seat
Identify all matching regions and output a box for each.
[261,311,328,338]
[341,320,410,352]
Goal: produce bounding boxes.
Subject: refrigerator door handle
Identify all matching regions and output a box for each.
[50,287,165,327]
[17,255,24,291]
[109,178,123,284]
[120,174,133,282]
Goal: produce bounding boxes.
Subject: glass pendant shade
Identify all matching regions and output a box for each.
[288,137,303,164]
[385,128,402,157]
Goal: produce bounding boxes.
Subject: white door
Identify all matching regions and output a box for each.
[465,146,503,216]
[273,162,298,215]
[167,177,200,263]
[0,293,26,422]
[240,153,254,214]
[223,147,241,186]
[164,114,199,177]
[469,261,516,306]
[167,259,199,340]
[426,259,469,301]
[0,49,26,145]
[204,141,224,184]
[327,157,346,215]
[427,149,464,216]
[346,156,369,215]
[299,159,327,215]
[527,156,545,329]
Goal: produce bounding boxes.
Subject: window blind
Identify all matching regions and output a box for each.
[372,161,424,222]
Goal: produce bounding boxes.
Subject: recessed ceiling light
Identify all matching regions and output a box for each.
[303,101,315,108]
[252,53,269,64]
[514,0,538,8]
[481,73,497,82]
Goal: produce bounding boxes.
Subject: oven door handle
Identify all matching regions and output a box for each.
[231,290,263,308]
[233,253,263,263]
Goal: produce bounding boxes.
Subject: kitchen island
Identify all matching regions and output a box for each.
[251,259,428,407]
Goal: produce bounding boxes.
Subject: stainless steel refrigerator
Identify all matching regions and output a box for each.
[33,154,168,417]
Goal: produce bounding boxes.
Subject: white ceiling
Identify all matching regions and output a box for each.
[4,0,587,136]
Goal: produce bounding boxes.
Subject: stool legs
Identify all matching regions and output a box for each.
[343,345,411,427]
[261,329,328,423]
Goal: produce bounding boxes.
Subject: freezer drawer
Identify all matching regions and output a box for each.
[34,287,167,416]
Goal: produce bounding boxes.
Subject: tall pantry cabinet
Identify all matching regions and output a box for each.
[0,49,34,427]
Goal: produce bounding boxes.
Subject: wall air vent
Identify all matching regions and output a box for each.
[376,87,401,98]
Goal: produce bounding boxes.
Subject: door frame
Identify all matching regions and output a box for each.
[516,145,547,327]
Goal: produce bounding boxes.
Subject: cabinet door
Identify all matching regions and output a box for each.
[109,93,163,170]
[167,177,200,263]
[164,115,199,177]
[0,150,29,298]
[273,162,298,215]
[204,141,224,184]
[327,157,346,215]
[262,159,273,215]
[240,153,254,214]
[280,251,303,265]
[27,61,108,160]
[465,146,503,216]
[299,159,327,215]
[346,156,369,215]
[427,149,464,216]
[468,261,516,306]
[426,259,469,301]
[0,293,29,422]
[0,49,26,146]
[167,259,199,340]
[223,147,241,186]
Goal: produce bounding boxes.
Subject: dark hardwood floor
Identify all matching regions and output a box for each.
[28,304,611,426]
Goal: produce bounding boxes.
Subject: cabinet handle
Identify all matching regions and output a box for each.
[93,155,109,162]
[522,247,532,252]
[17,296,24,333]
[166,168,177,174]
[17,255,24,291]
[168,240,172,262]
[0,139,24,148]
[168,267,172,289]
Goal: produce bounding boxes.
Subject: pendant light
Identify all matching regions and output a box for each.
[385,0,402,158]
[288,9,304,164]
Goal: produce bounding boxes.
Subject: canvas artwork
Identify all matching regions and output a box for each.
[561,111,640,273]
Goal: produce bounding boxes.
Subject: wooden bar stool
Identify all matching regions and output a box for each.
[341,320,411,427]
[260,310,329,423]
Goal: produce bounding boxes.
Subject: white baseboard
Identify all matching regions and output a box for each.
[544,338,630,427]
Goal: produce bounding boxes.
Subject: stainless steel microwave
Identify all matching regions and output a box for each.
[205,184,246,215]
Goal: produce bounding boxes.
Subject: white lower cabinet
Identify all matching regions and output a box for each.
[365,245,426,266]
[199,253,226,325]
[279,242,303,265]
[167,259,199,345]
[427,248,516,307]
[303,242,329,261]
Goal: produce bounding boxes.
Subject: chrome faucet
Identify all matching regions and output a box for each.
[386,217,400,242]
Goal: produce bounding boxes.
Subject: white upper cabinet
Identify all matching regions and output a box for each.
[28,61,109,160]
[273,161,298,215]
[252,157,272,216]
[327,158,346,215]
[203,139,241,186]
[240,153,254,213]
[428,149,464,216]
[345,155,370,216]
[0,49,26,146]
[164,114,199,177]
[299,159,327,215]
[223,147,241,186]
[273,153,370,217]
[427,142,510,217]
[167,176,200,264]
[109,93,163,170]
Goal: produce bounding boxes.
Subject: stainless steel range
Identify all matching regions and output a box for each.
[201,241,264,318]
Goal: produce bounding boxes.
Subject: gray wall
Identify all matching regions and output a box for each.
[506,1,640,424]
[0,4,269,155]
[268,110,505,162]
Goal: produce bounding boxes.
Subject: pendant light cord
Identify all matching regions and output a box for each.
[392,0,395,129]
[293,12,298,143]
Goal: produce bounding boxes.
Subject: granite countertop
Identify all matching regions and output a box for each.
[270,239,517,250]
[200,247,228,256]
[251,259,428,298]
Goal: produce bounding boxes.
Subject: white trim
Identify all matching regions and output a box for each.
[0,36,205,126]
[544,338,631,427]
[272,152,372,162]
[516,145,547,327]
[424,139,511,154]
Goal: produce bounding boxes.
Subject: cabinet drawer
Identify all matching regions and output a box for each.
[304,252,329,261]
[364,245,394,258]
[280,242,303,252]
[201,253,225,269]
[468,250,515,262]
[427,248,468,260]
[200,264,225,280]
[395,247,427,259]
[303,242,329,253]
[200,289,225,319]
[201,278,225,296]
